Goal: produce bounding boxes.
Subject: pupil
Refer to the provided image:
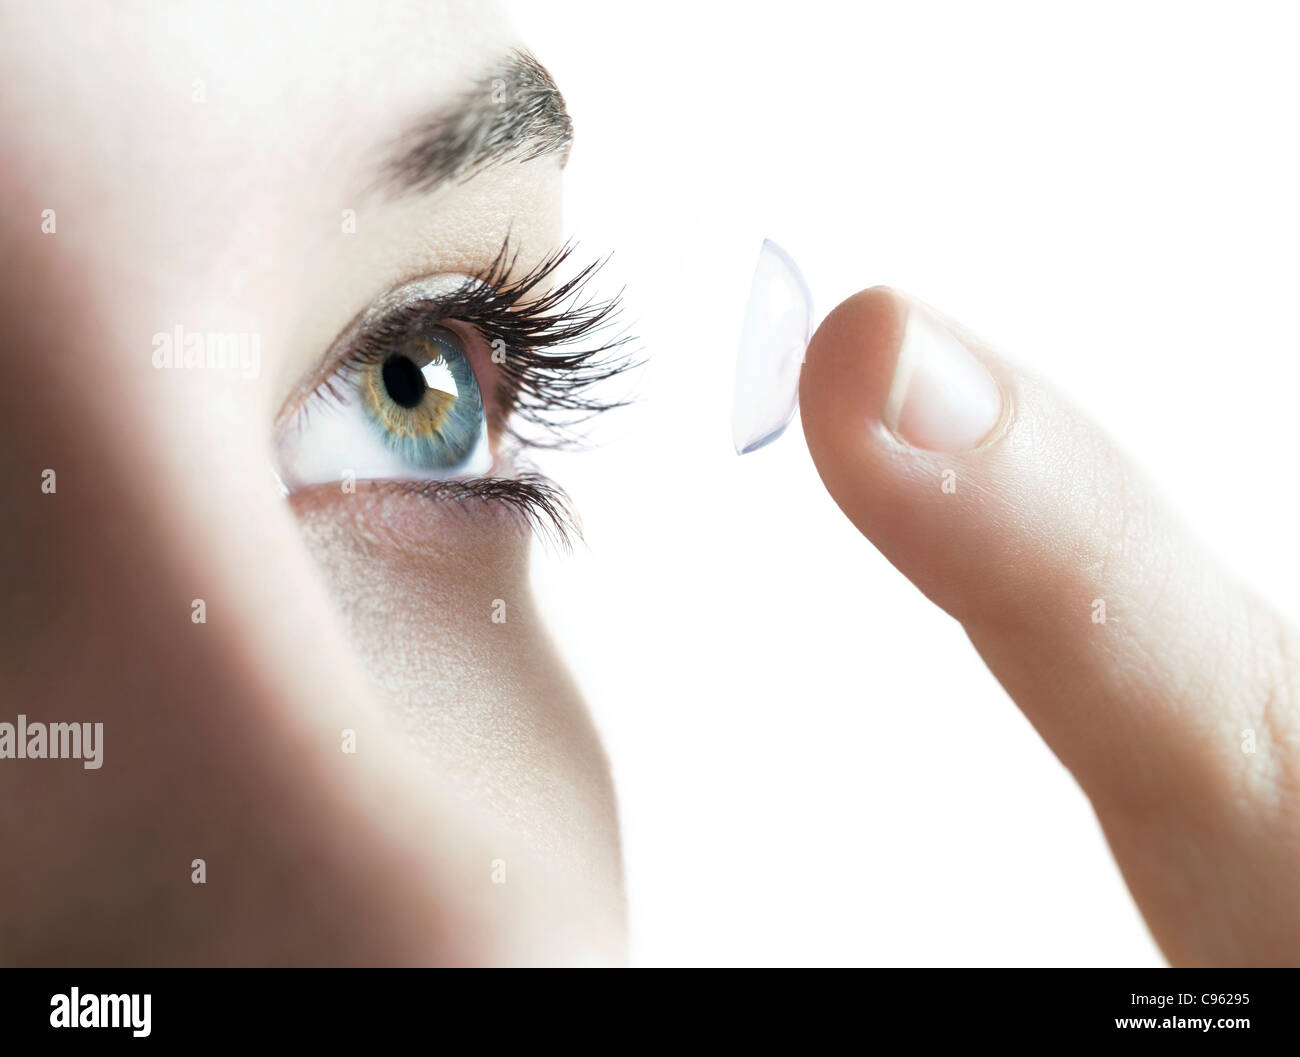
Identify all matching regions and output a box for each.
[382,355,427,409]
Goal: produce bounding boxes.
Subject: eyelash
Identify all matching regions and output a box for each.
[375,473,580,550]
[306,238,636,545]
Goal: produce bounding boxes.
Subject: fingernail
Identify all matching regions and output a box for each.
[883,302,1002,451]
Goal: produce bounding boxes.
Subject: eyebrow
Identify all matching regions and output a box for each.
[382,50,573,197]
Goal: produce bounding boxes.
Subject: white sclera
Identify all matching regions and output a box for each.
[731,239,813,454]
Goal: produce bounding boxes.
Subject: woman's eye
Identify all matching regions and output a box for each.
[276,322,492,492]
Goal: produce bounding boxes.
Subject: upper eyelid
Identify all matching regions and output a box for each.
[273,273,490,431]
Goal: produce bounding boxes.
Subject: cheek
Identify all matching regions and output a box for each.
[289,490,624,902]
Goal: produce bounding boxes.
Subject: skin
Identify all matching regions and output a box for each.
[800,289,1300,966]
[0,1,1295,968]
[0,0,623,965]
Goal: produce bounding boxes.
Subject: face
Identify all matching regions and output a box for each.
[0,1,625,964]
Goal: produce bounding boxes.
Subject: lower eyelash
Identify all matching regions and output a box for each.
[379,472,579,550]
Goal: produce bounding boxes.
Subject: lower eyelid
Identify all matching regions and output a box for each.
[382,474,578,547]
[286,473,577,553]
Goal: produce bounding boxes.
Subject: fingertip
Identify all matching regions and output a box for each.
[799,286,907,471]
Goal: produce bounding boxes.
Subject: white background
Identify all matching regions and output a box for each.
[514,0,1300,966]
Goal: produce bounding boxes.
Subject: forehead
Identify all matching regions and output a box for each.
[1,1,516,212]
[0,1,568,402]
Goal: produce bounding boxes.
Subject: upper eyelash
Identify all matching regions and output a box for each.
[337,236,639,450]
[291,237,636,546]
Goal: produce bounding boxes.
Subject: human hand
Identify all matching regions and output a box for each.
[800,287,1299,967]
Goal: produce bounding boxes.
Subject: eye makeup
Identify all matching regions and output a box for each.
[274,238,634,545]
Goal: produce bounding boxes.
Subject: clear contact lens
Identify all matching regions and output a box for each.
[731,238,813,455]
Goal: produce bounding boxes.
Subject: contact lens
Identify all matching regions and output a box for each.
[731,239,813,454]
